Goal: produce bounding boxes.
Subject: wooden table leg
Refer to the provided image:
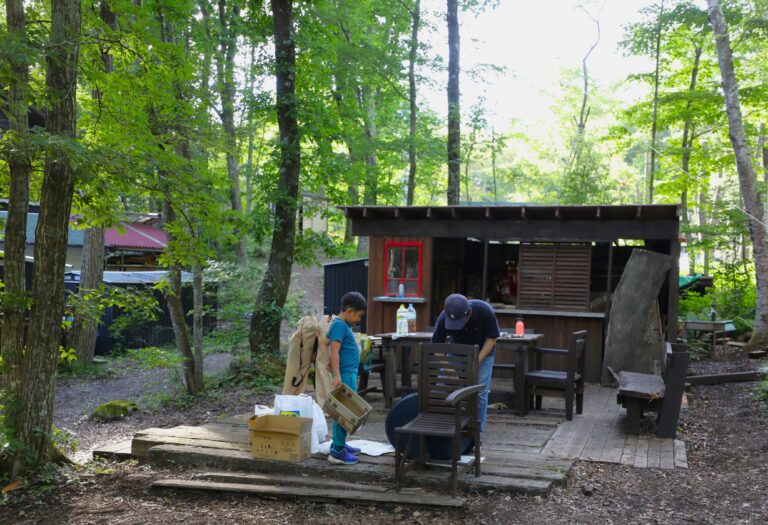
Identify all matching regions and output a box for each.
[383,345,396,409]
[401,343,413,389]
[513,344,529,416]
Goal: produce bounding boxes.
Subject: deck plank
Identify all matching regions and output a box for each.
[633,437,649,468]
[674,439,688,469]
[152,479,465,508]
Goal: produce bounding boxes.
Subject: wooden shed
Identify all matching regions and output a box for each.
[343,204,681,382]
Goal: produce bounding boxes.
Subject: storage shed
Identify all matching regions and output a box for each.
[342,204,681,382]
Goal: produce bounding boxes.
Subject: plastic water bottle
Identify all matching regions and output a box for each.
[398,282,405,297]
[515,316,525,337]
[406,304,417,333]
[396,304,408,335]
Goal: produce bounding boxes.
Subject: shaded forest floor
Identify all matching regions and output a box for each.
[2,352,766,524]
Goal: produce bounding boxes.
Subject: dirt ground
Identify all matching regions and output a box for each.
[3,350,766,524]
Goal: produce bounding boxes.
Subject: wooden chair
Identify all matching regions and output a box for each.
[394,343,483,496]
[525,330,587,420]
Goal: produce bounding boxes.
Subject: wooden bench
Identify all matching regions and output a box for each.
[616,343,689,438]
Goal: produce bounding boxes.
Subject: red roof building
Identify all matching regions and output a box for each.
[105,222,167,251]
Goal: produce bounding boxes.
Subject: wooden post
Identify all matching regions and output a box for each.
[667,240,680,341]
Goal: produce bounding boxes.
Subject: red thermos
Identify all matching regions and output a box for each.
[515,316,525,336]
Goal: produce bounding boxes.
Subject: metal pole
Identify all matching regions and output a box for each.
[482,239,489,300]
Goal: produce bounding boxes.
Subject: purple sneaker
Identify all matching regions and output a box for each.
[328,447,359,465]
[344,443,361,454]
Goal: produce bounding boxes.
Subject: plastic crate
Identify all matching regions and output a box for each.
[323,382,373,435]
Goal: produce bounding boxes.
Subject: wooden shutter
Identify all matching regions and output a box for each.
[518,244,591,311]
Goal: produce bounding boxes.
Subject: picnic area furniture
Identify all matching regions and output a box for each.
[616,343,689,437]
[683,320,729,355]
[524,330,587,421]
[394,343,483,496]
[495,333,544,415]
[376,332,434,407]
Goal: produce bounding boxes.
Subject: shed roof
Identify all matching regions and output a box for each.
[0,211,85,246]
[342,204,680,241]
[105,222,167,251]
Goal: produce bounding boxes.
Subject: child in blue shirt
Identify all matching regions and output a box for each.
[326,291,367,465]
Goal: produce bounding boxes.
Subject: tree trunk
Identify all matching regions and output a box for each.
[217,0,247,265]
[759,123,767,229]
[491,128,499,203]
[680,45,702,277]
[69,0,115,364]
[708,0,768,348]
[69,227,105,363]
[192,262,204,390]
[245,44,256,215]
[249,0,300,355]
[162,198,201,395]
[446,0,460,205]
[648,0,665,204]
[2,0,32,464]
[406,0,420,206]
[14,0,81,473]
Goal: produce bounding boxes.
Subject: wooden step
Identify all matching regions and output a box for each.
[92,439,133,461]
[148,444,556,495]
[151,478,465,508]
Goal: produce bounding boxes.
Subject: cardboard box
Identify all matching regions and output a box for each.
[323,382,373,435]
[248,415,312,462]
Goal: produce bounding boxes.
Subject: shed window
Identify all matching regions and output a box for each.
[385,241,422,296]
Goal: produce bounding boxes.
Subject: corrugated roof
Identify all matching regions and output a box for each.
[105,222,167,251]
[64,270,192,284]
[0,211,85,246]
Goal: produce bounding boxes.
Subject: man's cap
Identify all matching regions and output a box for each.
[444,294,470,330]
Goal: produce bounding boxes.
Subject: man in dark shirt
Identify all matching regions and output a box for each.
[432,293,500,433]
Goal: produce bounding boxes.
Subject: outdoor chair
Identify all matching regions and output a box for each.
[394,343,483,496]
[525,330,587,420]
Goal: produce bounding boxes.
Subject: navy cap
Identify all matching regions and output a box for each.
[444,294,470,330]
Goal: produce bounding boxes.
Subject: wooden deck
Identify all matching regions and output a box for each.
[94,384,687,505]
[540,384,688,468]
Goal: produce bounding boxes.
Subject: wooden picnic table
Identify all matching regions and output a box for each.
[683,319,729,354]
[374,331,543,414]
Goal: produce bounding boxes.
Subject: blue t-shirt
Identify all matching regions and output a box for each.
[432,299,501,355]
[327,317,360,374]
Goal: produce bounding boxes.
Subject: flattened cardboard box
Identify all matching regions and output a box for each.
[248,415,312,462]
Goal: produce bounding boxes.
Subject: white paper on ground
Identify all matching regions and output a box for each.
[316,439,395,457]
[425,455,485,468]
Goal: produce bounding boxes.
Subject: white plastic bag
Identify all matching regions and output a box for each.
[273,394,328,453]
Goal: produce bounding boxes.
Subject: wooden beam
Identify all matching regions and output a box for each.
[351,219,680,241]
[151,479,466,508]
[686,370,766,385]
